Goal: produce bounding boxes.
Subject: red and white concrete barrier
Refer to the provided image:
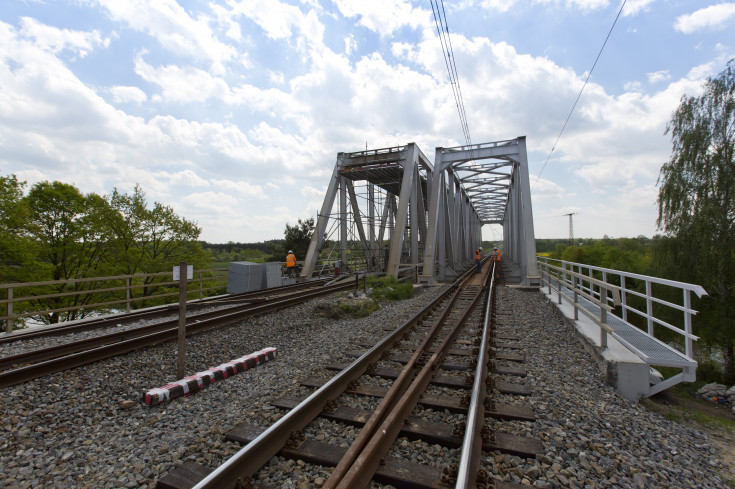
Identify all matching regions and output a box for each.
[143,347,277,406]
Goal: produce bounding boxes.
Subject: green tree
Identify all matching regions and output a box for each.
[101,186,209,305]
[656,59,735,383]
[0,175,38,284]
[22,181,110,322]
[282,217,315,262]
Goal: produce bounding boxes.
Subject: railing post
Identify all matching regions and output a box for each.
[572,275,579,320]
[645,280,653,335]
[683,289,693,358]
[6,287,13,333]
[620,276,627,322]
[126,278,131,312]
[557,267,562,305]
[600,303,608,348]
[199,271,204,300]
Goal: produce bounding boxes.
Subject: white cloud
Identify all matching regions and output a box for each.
[333,0,431,36]
[674,3,735,34]
[210,179,268,198]
[18,17,110,58]
[623,80,642,92]
[134,54,230,103]
[622,0,656,17]
[345,34,357,56]
[646,70,670,84]
[109,85,147,104]
[88,0,237,73]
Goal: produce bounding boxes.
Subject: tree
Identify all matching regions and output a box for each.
[656,58,735,384]
[22,181,110,322]
[0,175,38,284]
[282,218,315,261]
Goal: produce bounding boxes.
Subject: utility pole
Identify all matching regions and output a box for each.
[564,213,578,244]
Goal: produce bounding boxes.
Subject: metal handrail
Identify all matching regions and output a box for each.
[537,256,706,359]
[1,268,228,332]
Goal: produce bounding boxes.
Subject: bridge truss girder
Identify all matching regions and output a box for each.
[301,143,432,280]
[420,137,538,286]
[301,137,538,286]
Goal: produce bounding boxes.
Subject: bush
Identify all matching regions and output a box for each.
[367,276,413,301]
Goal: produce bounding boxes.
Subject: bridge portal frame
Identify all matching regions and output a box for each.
[420,137,539,285]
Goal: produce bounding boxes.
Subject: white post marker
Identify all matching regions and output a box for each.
[174,262,193,379]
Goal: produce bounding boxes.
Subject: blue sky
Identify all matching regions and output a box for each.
[1,0,733,243]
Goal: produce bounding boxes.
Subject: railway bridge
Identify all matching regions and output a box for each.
[301,137,539,287]
[299,136,706,401]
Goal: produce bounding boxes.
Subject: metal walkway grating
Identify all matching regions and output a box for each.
[558,287,695,369]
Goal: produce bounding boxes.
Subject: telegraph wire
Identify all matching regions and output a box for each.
[533,0,627,190]
[430,0,472,146]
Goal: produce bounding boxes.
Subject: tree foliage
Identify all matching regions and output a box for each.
[656,58,735,383]
[1,176,208,324]
[0,175,37,283]
[281,217,315,261]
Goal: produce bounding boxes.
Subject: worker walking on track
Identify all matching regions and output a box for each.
[286,250,296,277]
[492,247,501,263]
[475,248,482,273]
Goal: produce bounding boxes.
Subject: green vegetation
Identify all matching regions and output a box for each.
[655,59,735,385]
[313,276,414,320]
[1,178,209,325]
[368,276,414,301]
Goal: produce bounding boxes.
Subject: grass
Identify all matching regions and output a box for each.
[313,275,414,320]
[367,276,414,301]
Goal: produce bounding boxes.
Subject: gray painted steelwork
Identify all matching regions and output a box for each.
[301,138,539,284]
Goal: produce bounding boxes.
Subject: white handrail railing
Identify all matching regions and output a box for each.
[537,257,707,361]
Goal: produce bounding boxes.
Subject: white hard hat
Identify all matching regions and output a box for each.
[494,247,498,250]
[289,250,293,253]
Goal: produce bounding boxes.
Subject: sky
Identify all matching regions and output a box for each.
[1,0,734,244]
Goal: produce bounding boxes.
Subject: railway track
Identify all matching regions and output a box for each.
[0,279,330,345]
[0,278,355,388]
[158,260,542,489]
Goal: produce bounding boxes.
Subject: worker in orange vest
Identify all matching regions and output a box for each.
[286,250,296,277]
[475,248,481,274]
[492,247,501,262]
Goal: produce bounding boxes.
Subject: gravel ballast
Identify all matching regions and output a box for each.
[0,284,730,488]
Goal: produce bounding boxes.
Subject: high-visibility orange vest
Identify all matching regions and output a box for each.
[475,249,481,260]
[286,253,296,267]
[492,250,501,262]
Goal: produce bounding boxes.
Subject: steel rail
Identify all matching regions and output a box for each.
[327,268,490,488]
[190,273,470,489]
[323,284,464,487]
[456,260,496,488]
[0,281,353,388]
[0,279,328,345]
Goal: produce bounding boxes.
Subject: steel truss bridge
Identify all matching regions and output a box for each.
[301,137,539,286]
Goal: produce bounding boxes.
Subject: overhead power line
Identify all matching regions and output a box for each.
[430,0,472,146]
[533,0,627,190]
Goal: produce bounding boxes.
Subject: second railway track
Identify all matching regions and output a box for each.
[0,278,356,388]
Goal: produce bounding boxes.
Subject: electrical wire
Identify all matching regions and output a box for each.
[430,0,472,146]
[533,0,627,190]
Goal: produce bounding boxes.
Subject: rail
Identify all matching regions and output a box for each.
[537,256,706,362]
[1,268,229,332]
